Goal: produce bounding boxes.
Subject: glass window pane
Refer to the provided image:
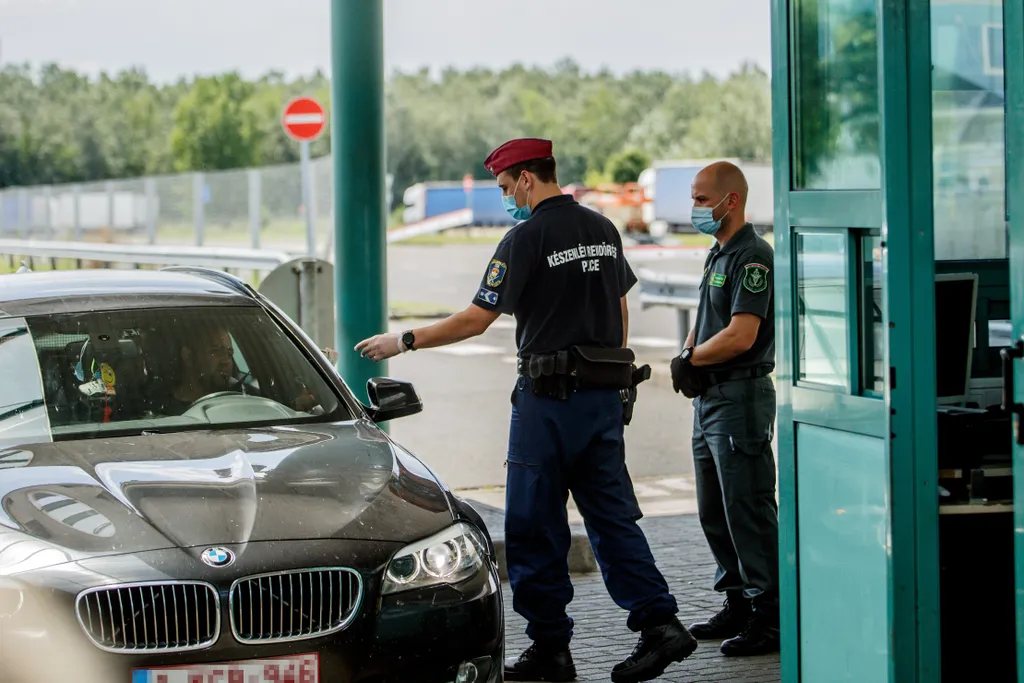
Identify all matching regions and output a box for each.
[860,235,884,394]
[792,0,881,190]
[931,0,1006,260]
[797,232,849,386]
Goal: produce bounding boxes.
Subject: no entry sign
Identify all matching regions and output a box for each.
[282,97,326,142]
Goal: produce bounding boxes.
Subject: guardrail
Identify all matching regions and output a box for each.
[0,238,292,271]
[636,267,702,353]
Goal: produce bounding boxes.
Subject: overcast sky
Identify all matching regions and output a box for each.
[0,0,771,82]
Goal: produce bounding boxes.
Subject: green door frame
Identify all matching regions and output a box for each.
[770,0,941,680]
[1006,0,1024,677]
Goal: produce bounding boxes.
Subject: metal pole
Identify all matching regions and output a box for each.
[330,0,387,406]
[676,307,691,354]
[300,141,316,256]
[145,178,157,244]
[248,169,261,249]
[299,258,319,344]
[193,173,205,246]
[72,185,82,241]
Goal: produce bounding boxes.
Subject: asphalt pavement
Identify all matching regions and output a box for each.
[381,242,704,491]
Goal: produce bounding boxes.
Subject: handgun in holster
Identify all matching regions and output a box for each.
[622,363,652,426]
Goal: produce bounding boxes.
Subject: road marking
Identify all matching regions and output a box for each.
[629,337,680,348]
[659,477,696,492]
[631,482,672,497]
[426,343,506,356]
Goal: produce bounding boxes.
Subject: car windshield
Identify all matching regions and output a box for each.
[0,304,351,447]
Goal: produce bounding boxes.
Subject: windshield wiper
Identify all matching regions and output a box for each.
[0,400,45,422]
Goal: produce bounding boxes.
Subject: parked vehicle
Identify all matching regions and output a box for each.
[0,267,503,683]
[402,182,515,226]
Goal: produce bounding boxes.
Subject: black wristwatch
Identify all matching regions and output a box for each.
[401,330,416,351]
[679,346,694,364]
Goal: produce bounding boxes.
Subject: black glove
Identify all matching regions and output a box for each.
[670,354,706,398]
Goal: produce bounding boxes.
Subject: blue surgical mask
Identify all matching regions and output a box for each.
[502,176,532,221]
[691,194,729,235]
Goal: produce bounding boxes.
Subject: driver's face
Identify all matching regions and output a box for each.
[192,330,234,392]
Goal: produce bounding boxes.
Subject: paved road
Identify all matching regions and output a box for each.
[380,242,706,490]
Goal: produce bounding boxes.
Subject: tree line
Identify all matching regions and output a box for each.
[0,59,772,205]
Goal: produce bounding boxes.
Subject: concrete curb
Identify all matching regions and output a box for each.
[463,499,598,581]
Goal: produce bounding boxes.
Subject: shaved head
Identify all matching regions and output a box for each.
[690,161,750,242]
[692,161,748,207]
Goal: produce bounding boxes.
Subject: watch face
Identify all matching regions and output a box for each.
[402,332,415,348]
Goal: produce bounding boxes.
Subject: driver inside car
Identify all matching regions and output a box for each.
[163,326,236,415]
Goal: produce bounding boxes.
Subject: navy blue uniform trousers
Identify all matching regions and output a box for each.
[505,376,678,647]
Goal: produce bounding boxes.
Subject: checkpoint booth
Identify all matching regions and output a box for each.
[770,0,1022,681]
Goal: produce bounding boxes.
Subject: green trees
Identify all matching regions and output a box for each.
[0,59,772,204]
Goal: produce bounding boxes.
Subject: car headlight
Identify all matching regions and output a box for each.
[381,522,489,595]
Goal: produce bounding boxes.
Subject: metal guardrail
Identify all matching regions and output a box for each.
[0,238,292,271]
[636,267,702,353]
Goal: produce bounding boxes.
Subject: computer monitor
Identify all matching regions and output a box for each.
[935,273,979,405]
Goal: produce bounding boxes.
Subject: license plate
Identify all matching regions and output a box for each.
[131,653,318,683]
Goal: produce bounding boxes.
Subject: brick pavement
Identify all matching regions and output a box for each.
[500,514,781,683]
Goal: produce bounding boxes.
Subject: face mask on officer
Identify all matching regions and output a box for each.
[691,193,731,235]
[502,172,533,221]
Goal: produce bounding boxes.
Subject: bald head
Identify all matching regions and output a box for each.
[690,161,749,241]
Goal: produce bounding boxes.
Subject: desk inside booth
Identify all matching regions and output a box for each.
[931,260,1016,681]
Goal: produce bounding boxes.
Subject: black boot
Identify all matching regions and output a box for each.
[504,642,577,682]
[610,616,698,683]
[688,590,752,640]
[720,604,780,657]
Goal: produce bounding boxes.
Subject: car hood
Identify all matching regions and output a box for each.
[0,421,455,574]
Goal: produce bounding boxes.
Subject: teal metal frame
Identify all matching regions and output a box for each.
[772,0,941,680]
[1005,0,1024,677]
[329,0,389,410]
[877,0,941,679]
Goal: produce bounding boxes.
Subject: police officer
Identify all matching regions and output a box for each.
[669,161,780,656]
[356,138,697,683]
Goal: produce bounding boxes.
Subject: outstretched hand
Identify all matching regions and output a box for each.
[354,333,404,362]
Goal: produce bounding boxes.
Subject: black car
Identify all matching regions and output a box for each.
[0,267,503,683]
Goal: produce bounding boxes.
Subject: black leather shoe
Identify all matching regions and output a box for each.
[610,616,698,683]
[504,642,577,682]
[688,591,752,640]
[720,610,780,657]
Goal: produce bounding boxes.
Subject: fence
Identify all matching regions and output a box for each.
[0,156,395,258]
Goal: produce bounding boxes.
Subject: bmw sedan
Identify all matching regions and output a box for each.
[0,267,503,683]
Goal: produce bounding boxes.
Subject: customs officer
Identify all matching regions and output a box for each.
[357,138,697,682]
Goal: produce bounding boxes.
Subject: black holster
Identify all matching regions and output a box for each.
[521,346,637,400]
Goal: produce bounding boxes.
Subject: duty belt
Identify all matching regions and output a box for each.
[704,364,773,387]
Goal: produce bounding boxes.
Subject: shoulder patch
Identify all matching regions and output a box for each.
[477,288,499,306]
[742,263,770,293]
[486,259,507,287]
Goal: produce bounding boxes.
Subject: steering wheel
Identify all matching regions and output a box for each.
[185,391,240,411]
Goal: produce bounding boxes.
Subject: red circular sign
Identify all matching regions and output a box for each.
[282,97,326,142]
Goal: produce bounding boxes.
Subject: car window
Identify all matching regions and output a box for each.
[0,305,352,446]
[0,319,50,447]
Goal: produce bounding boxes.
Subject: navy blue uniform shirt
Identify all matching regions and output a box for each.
[472,194,637,357]
[694,223,775,370]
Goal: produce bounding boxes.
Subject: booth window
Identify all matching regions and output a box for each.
[796,232,848,388]
[791,0,880,190]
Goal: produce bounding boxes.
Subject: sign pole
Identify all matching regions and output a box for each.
[281,96,328,342]
[300,140,315,257]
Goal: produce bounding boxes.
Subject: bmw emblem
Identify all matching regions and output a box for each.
[201,547,235,568]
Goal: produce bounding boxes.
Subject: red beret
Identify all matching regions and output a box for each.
[484,138,554,177]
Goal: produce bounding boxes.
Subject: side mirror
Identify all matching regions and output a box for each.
[365,377,423,422]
